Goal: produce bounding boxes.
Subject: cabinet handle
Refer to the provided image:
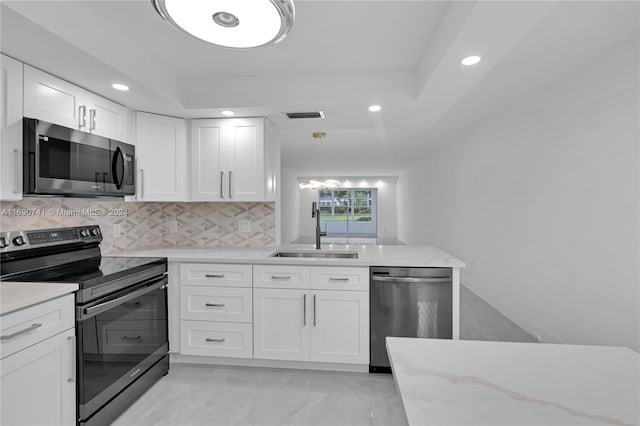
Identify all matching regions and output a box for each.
[313,295,317,326]
[228,171,232,199]
[329,277,349,281]
[205,303,225,307]
[205,274,225,278]
[68,335,76,383]
[89,109,96,131]
[79,105,86,128]
[13,149,20,194]
[303,294,306,326]
[220,171,224,198]
[205,338,225,343]
[0,323,42,340]
[270,275,291,280]
[121,335,142,340]
[140,168,144,199]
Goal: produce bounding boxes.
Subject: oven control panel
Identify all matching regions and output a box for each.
[0,225,102,254]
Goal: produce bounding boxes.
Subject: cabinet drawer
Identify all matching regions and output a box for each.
[180,263,252,287]
[0,295,75,360]
[181,287,252,323]
[253,265,309,289]
[310,267,369,291]
[180,321,252,358]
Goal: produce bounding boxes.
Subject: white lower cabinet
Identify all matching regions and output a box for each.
[179,263,253,359]
[177,263,370,367]
[253,266,370,365]
[0,294,76,426]
[180,321,252,358]
[253,288,309,361]
[309,290,369,364]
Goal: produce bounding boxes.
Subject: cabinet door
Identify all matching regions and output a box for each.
[23,65,86,130]
[0,54,23,201]
[225,118,264,201]
[191,119,224,201]
[1,328,76,426]
[263,122,279,201]
[309,290,369,364]
[253,288,309,361]
[85,92,129,142]
[135,112,188,201]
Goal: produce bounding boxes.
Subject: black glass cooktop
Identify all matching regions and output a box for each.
[4,256,167,289]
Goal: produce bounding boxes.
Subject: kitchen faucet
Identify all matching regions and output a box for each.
[311,202,327,250]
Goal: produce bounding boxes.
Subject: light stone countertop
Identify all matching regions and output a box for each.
[1,282,78,315]
[119,244,466,268]
[386,337,640,426]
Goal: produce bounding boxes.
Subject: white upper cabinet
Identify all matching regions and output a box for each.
[191,119,224,201]
[24,65,84,130]
[85,92,129,142]
[135,112,189,202]
[191,118,278,202]
[0,54,23,201]
[23,65,129,142]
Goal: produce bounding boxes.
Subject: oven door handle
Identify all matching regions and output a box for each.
[82,276,167,319]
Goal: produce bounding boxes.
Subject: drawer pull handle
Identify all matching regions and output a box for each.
[270,275,291,280]
[329,277,349,281]
[205,303,225,307]
[0,323,42,340]
[205,274,225,278]
[206,338,225,343]
[122,336,142,341]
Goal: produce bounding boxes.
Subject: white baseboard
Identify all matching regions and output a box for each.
[170,353,369,373]
[462,280,564,344]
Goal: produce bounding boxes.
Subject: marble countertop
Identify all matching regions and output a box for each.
[386,337,639,426]
[1,282,78,315]
[120,244,466,268]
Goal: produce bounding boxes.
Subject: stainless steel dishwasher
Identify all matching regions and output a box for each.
[370,267,452,373]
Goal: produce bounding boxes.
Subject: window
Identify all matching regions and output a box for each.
[318,189,377,236]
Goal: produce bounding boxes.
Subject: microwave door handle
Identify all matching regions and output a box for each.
[112,147,125,188]
[81,277,167,319]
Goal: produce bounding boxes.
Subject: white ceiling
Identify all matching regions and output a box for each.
[2,1,638,175]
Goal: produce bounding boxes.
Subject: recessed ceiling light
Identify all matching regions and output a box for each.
[368,105,382,112]
[152,0,295,49]
[111,83,129,91]
[461,55,482,66]
[221,110,235,116]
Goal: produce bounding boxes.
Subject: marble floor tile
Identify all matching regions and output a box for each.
[302,392,373,426]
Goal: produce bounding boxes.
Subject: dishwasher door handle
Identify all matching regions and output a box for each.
[371,276,451,284]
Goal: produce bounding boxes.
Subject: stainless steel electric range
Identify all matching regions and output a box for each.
[0,225,169,426]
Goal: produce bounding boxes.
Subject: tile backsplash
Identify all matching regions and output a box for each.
[0,198,276,254]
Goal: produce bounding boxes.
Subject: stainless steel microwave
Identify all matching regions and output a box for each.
[23,118,135,197]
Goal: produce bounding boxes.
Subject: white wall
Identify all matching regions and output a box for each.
[280,168,301,243]
[398,38,640,351]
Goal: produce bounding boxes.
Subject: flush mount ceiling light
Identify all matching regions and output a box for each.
[461,55,482,66]
[152,0,295,49]
[221,110,235,116]
[368,105,382,112]
[111,83,129,91]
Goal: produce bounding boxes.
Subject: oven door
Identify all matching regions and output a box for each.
[76,275,168,421]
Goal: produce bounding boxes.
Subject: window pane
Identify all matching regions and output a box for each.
[353,190,371,222]
[319,190,333,221]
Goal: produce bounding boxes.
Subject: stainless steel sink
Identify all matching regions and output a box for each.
[270,250,358,259]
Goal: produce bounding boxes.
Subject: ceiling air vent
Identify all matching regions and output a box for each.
[284,111,325,119]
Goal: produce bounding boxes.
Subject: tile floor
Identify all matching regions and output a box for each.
[112,286,535,426]
[112,365,406,426]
